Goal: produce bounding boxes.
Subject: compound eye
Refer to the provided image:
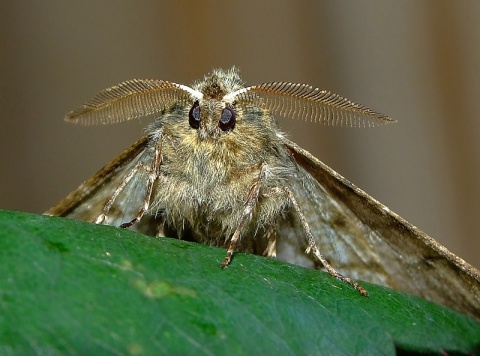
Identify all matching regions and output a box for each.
[189,101,201,129]
[219,106,236,131]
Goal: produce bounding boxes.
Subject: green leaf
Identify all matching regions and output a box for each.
[0,210,479,355]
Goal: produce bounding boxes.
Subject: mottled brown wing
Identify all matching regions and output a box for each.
[282,138,480,320]
[45,136,161,235]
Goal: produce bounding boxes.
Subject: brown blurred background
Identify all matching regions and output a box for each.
[1,1,479,268]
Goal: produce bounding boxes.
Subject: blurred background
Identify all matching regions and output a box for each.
[1,1,479,268]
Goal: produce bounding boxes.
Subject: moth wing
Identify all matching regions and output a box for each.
[277,164,396,287]
[281,138,480,320]
[45,136,161,235]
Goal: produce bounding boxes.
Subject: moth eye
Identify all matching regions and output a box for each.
[189,101,201,129]
[219,106,236,131]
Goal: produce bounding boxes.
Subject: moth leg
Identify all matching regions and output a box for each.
[94,162,147,225]
[119,140,163,229]
[221,163,267,268]
[263,227,277,258]
[285,188,369,297]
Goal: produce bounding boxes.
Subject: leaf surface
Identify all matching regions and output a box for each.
[0,210,479,355]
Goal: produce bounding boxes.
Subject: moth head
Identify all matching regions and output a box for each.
[188,100,236,132]
[182,67,246,137]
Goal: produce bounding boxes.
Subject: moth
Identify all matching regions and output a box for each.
[46,67,480,320]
